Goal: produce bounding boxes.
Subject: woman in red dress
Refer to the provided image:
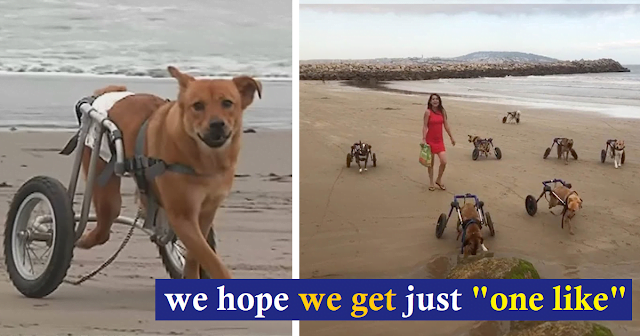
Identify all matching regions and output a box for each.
[423,93,456,191]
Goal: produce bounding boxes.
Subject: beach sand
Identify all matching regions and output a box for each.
[300,81,640,336]
[0,129,292,335]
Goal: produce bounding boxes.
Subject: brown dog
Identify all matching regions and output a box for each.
[557,138,575,165]
[548,185,583,235]
[76,66,262,279]
[456,203,486,256]
[468,134,490,152]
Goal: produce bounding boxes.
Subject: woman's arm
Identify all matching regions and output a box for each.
[422,110,429,142]
[442,109,456,145]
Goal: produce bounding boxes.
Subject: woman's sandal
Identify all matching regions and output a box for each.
[435,182,446,190]
[429,186,436,191]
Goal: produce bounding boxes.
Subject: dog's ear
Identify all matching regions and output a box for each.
[167,66,195,90]
[233,76,262,109]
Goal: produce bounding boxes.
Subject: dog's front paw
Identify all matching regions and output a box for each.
[359,168,362,173]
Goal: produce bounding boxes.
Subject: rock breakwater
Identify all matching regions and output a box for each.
[299,58,630,81]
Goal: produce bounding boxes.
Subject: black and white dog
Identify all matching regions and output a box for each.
[351,141,372,173]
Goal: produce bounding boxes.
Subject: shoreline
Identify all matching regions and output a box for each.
[335,79,640,120]
[0,73,292,131]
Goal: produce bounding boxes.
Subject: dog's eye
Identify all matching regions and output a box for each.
[221,99,233,109]
[192,101,205,111]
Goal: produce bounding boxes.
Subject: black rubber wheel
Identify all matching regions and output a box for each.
[516,117,520,124]
[485,212,495,237]
[472,148,479,161]
[372,153,377,167]
[621,151,626,164]
[502,116,507,124]
[159,228,217,279]
[4,176,75,298]
[570,148,578,160]
[495,147,502,160]
[543,147,551,159]
[601,149,606,163]
[525,195,538,216]
[346,153,352,168]
[435,213,447,239]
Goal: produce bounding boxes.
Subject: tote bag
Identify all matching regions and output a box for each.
[419,143,432,167]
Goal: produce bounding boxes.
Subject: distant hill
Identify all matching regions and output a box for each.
[301,51,561,65]
[452,51,559,63]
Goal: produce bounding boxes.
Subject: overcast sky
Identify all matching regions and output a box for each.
[299,2,640,64]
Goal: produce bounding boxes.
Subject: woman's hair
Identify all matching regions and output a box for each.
[427,93,447,120]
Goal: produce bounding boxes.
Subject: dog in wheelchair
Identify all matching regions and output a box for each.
[456,203,487,257]
[349,141,374,173]
[547,184,583,235]
[557,138,575,165]
[612,139,626,169]
[502,110,521,124]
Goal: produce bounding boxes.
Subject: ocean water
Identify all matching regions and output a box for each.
[0,0,292,130]
[0,0,291,78]
[384,65,640,119]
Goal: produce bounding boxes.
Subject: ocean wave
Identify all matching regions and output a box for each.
[0,62,292,80]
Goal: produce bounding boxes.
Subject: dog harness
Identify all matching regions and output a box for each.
[460,218,481,254]
[60,96,202,231]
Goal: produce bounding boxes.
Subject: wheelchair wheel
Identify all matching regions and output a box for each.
[485,212,495,237]
[525,195,538,216]
[516,117,520,124]
[570,148,578,160]
[159,226,216,279]
[621,151,626,164]
[472,148,479,161]
[372,153,377,167]
[494,147,502,160]
[4,176,75,298]
[543,147,551,159]
[346,153,352,168]
[435,213,447,239]
[601,149,606,163]
[502,116,507,124]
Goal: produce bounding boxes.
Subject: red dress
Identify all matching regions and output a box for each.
[425,109,446,154]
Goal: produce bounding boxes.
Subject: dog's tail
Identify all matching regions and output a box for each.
[93,85,128,97]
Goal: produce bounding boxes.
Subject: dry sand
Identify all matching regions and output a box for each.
[0,130,292,336]
[300,81,640,336]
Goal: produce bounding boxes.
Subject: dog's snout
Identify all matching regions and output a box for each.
[209,119,226,131]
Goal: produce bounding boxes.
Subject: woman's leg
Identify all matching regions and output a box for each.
[428,152,436,190]
[435,151,448,188]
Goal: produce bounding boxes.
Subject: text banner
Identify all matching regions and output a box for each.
[156,279,632,321]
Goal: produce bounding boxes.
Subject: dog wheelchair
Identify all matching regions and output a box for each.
[346,141,377,168]
[502,111,520,124]
[543,137,578,160]
[435,193,495,240]
[471,138,502,161]
[601,139,625,164]
[524,179,573,217]
[3,96,214,299]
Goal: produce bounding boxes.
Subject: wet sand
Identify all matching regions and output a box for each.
[0,130,292,336]
[300,80,640,336]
